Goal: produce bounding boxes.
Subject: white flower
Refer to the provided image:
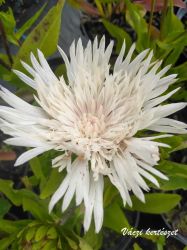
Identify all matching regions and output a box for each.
[0,36,186,233]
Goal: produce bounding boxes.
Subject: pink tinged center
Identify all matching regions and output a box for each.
[78,113,105,138]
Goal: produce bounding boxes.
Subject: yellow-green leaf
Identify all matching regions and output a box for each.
[35,225,48,242]
[104,202,130,233]
[13,0,65,69]
[128,193,181,214]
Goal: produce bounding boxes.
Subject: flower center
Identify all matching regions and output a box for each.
[78,113,105,139]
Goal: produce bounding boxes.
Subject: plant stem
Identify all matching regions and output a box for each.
[160,0,169,40]
[0,58,11,71]
[148,0,156,41]
[0,19,13,66]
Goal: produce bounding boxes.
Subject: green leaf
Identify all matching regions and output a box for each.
[102,19,132,52]
[0,198,11,218]
[159,176,187,191]
[15,3,46,40]
[47,227,58,239]
[155,160,187,190]
[28,220,41,227]
[0,8,17,45]
[157,32,187,49]
[133,243,142,250]
[78,237,93,250]
[28,176,39,186]
[29,157,46,190]
[172,62,187,82]
[65,236,78,250]
[157,160,187,178]
[0,0,5,5]
[13,0,65,69]
[0,234,15,250]
[26,226,36,241]
[83,224,102,250]
[163,135,184,150]
[12,219,32,228]
[140,233,163,243]
[171,136,187,152]
[0,219,21,233]
[43,240,56,250]
[39,151,57,177]
[95,0,105,16]
[0,179,22,206]
[55,64,67,79]
[128,193,181,214]
[164,46,184,66]
[156,32,187,65]
[104,202,130,233]
[40,169,64,199]
[22,192,51,221]
[35,225,49,241]
[103,180,118,207]
[32,241,45,250]
[169,89,187,102]
[156,235,166,250]
[157,135,183,159]
[125,0,148,51]
[161,5,184,39]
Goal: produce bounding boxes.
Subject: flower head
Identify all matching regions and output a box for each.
[0,37,186,232]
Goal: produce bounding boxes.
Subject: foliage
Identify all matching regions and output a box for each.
[0,0,5,5]
[0,0,187,249]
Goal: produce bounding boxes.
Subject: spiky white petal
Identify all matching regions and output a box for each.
[0,36,186,233]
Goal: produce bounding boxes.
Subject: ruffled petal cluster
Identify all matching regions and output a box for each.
[0,37,186,232]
